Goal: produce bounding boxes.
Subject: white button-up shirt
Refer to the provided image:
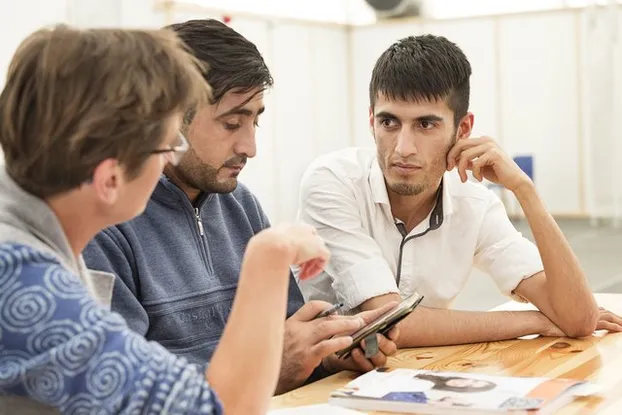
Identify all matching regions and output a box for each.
[296,147,543,312]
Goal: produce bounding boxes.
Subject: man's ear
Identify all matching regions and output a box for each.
[90,159,123,205]
[368,107,375,139]
[456,112,475,141]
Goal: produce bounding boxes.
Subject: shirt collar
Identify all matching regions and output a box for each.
[368,156,454,220]
[369,158,391,206]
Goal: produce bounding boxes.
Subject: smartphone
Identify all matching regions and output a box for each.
[335,292,424,359]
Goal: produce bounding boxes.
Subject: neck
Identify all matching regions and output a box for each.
[163,165,201,203]
[45,194,103,258]
[388,181,441,233]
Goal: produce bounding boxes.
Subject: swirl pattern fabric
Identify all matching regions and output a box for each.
[0,243,222,414]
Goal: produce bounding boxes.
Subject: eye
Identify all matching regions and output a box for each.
[224,123,241,131]
[419,120,435,130]
[253,119,260,128]
[380,118,397,128]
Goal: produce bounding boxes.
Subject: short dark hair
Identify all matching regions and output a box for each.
[167,19,273,109]
[369,34,471,126]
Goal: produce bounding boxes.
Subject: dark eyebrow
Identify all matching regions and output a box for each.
[374,111,398,119]
[374,112,444,124]
[216,105,265,120]
[415,115,444,123]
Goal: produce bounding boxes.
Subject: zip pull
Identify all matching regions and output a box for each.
[194,207,205,236]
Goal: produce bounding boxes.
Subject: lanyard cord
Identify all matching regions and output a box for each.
[395,224,436,287]
[393,182,445,288]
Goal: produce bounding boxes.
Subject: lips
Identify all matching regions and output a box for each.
[225,164,245,170]
[224,164,245,175]
[391,163,421,174]
[393,163,421,169]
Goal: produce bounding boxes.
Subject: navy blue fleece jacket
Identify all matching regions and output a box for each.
[83,176,305,364]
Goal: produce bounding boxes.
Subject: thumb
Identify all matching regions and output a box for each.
[355,302,399,325]
[290,300,335,322]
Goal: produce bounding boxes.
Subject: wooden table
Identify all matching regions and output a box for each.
[271,293,622,414]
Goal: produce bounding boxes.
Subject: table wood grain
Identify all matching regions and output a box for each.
[270,293,622,414]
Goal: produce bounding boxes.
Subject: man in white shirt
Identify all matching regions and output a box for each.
[297,34,622,347]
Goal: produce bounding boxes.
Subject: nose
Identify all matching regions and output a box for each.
[395,129,418,158]
[234,127,257,159]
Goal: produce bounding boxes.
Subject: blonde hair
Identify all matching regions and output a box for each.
[0,24,211,197]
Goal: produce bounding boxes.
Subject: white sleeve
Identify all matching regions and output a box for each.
[473,192,544,302]
[297,165,399,311]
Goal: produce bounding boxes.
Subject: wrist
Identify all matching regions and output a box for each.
[247,233,297,265]
[510,179,536,199]
[528,311,551,335]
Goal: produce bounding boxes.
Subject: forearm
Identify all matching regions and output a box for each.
[397,307,550,347]
[359,294,550,347]
[514,182,598,335]
[207,238,294,415]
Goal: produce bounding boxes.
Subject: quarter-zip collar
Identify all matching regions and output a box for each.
[153,175,213,211]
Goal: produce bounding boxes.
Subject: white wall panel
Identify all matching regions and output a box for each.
[497,11,582,215]
[578,7,622,220]
[262,23,351,222]
[121,0,166,28]
[269,23,316,222]
[310,26,351,157]
[70,0,121,27]
[71,0,165,28]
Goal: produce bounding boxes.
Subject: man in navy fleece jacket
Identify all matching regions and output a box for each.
[84,19,399,395]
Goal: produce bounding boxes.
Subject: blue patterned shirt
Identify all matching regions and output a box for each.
[0,243,223,414]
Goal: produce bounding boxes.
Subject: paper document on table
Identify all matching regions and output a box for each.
[268,403,365,414]
[329,368,598,414]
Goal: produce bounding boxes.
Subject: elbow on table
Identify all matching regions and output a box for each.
[563,308,599,338]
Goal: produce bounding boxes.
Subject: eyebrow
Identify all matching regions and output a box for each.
[375,111,444,123]
[414,114,444,123]
[216,105,265,120]
[375,111,398,120]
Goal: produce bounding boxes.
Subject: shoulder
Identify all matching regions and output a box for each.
[304,147,375,179]
[0,242,60,276]
[445,171,499,204]
[302,147,376,192]
[0,243,91,333]
[84,225,133,261]
[0,242,83,290]
[443,172,507,225]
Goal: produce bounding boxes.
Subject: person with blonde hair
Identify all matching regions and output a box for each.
[0,25,334,414]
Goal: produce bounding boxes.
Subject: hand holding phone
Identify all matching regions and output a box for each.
[335,292,424,359]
